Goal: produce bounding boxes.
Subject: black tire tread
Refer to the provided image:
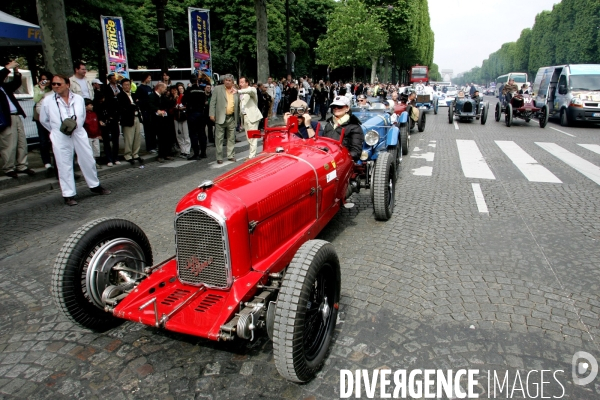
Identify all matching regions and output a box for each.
[373,152,395,221]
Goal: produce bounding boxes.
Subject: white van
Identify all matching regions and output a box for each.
[532,64,600,126]
[494,72,529,97]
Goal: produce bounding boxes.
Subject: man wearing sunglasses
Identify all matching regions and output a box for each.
[283,100,317,139]
[322,96,363,161]
[356,94,371,109]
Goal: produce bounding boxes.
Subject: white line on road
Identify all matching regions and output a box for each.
[412,166,433,176]
[471,183,489,213]
[495,141,562,183]
[549,127,575,137]
[578,144,600,155]
[456,140,496,180]
[536,142,600,185]
[454,121,459,130]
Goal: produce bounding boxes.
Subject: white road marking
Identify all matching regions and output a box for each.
[495,141,562,183]
[410,152,435,162]
[412,166,433,176]
[537,142,600,185]
[456,140,496,180]
[158,160,196,168]
[413,146,422,152]
[454,121,459,130]
[471,183,489,213]
[578,144,600,155]
[549,126,575,137]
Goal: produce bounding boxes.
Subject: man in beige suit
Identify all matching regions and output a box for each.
[209,74,239,164]
[237,77,263,159]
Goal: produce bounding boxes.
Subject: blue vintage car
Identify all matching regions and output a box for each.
[448,94,489,124]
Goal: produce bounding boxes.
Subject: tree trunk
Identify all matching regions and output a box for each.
[370,57,377,84]
[36,0,72,76]
[352,66,355,83]
[255,0,269,83]
[384,57,389,83]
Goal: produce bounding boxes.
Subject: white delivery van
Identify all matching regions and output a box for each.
[532,64,600,126]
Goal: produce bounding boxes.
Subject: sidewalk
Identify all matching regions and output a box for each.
[0,130,254,204]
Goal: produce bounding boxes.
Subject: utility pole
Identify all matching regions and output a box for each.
[152,0,169,74]
[285,0,291,78]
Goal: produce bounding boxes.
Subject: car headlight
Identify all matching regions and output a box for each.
[360,150,369,161]
[365,130,380,146]
[570,98,583,107]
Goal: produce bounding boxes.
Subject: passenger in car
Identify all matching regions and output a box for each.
[321,96,364,161]
[283,100,318,139]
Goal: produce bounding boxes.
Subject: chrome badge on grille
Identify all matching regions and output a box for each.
[185,256,213,276]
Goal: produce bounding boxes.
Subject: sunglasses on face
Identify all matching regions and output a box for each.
[290,106,307,115]
[51,82,63,86]
[331,105,345,110]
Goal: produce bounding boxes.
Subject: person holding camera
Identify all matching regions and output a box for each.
[283,100,318,139]
[39,74,111,206]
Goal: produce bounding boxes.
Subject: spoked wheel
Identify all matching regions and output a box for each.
[52,218,153,331]
[418,112,426,132]
[448,104,454,124]
[400,123,409,156]
[505,103,513,127]
[373,152,396,221]
[273,240,341,383]
[481,104,488,125]
[539,105,549,128]
[495,102,501,122]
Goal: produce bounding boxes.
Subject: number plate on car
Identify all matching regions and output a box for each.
[593,113,600,117]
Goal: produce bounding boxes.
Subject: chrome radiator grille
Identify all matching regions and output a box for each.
[175,208,230,288]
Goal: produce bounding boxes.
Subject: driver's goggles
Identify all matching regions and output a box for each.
[290,106,307,115]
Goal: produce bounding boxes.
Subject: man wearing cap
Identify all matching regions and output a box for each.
[283,100,318,139]
[70,60,94,100]
[91,79,103,101]
[322,96,363,161]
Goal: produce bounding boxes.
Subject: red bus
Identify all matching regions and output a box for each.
[410,65,429,83]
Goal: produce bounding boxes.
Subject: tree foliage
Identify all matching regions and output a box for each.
[455,0,600,86]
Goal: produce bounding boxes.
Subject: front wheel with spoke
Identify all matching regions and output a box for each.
[273,240,341,383]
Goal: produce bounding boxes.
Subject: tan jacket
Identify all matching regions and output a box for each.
[69,76,94,100]
[502,82,519,95]
[237,87,263,124]
[209,84,239,124]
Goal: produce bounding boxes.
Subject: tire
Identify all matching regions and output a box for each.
[387,146,401,178]
[373,152,396,221]
[400,123,409,156]
[495,102,501,122]
[273,240,341,383]
[505,103,513,127]
[434,99,438,115]
[560,108,569,127]
[539,104,549,128]
[418,112,426,132]
[448,104,454,124]
[52,218,153,331]
[481,104,488,125]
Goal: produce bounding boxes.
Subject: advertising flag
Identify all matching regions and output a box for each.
[100,16,129,79]
[188,8,212,79]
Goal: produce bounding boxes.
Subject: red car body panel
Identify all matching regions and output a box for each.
[112,118,353,340]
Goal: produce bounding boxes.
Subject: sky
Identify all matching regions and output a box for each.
[428,0,560,76]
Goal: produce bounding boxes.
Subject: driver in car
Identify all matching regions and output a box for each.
[502,78,519,103]
[283,99,318,139]
[356,94,371,108]
[322,96,364,161]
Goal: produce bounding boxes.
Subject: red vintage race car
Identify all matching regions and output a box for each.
[495,93,549,128]
[51,117,391,383]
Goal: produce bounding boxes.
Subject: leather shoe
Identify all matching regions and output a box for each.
[217,160,223,164]
[90,185,111,195]
[199,154,208,159]
[165,156,174,161]
[187,154,200,161]
[5,170,18,179]
[135,157,144,165]
[17,168,36,176]
[228,158,236,162]
[128,159,135,165]
[64,197,78,206]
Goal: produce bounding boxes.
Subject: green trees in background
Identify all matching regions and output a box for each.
[1,0,435,82]
[455,0,600,86]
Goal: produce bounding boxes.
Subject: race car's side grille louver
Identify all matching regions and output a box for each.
[195,294,224,312]
[175,208,230,288]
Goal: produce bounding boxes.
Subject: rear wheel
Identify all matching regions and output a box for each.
[495,102,501,122]
[539,105,549,128]
[434,98,438,115]
[505,103,513,127]
[560,109,570,127]
[400,123,409,156]
[481,104,488,125]
[273,240,340,383]
[373,152,396,221]
[448,104,454,124]
[52,218,153,331]
[418,112,426,132]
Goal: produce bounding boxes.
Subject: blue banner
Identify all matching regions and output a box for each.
[100,16,129,79]
[188,8,212,79]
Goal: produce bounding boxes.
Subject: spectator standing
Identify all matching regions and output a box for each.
[33,72,53,169]
[70,60,94,100]
[165,86,179,156]
[237,77,263,159]
[316,83,328,121]
[201,84,214,145]
[257,83,272,128]
[39,74,110,206]
[91,79,103,101]
[0,61,34,179]
[136,73,155,153]
[83,98,102,168]
[117,79,144,165]
[102,73,122,166]
[148,82,173,162]
[209,74,239,164]
[302,77,311,107]
[171,85,190,158]
[284,82,298,113]
[184,75,207,159]
[272,81,282,120]
[266,77,275,117]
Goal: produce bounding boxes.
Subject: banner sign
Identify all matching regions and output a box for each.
[100,16,129,79]
[188,8,212,78]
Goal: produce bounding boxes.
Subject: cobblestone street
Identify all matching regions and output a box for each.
[1,103,599,399]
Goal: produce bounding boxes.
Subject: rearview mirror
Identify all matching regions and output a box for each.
[558,85,567,95]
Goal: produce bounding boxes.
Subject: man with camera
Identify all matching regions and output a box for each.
[283,100,318,139]
[39,74,111,206]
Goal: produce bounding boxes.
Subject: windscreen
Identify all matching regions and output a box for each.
[511,74,527,83]
[412,67,427,78]
[570,75,600,91]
